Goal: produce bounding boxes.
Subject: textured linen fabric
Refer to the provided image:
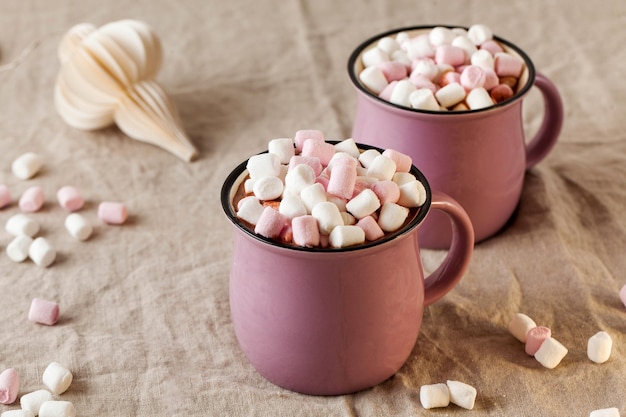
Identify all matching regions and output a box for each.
[1,0,625,415]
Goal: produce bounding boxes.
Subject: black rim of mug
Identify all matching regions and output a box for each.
[347,25,537,115]
[220,142,433,253]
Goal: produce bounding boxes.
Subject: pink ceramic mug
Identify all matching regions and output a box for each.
[221,144,474,395]
[348,25,564,249]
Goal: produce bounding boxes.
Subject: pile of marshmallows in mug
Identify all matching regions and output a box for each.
[357,24,525,111]
[236,130,426,248]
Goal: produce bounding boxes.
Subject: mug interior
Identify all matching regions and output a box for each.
[220,142,433,253]
[348,25,536,114]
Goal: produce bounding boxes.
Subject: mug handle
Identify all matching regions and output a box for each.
[525,72,564,169]
[423,191,474,307]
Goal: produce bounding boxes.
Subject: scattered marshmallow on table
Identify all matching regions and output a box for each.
[589,408,621,417]
[0,368,20,405]
[64,213,93,240]
[28,237,56,267]
[28,298,60,325]
[56,186,84,212]
[5,213,40,237]
[38,400,76,417]
[98,201,128,225]
[12,152,43,180]
[587,331,612,364]
[0,184,11,208]
[508,313,537,343]
[19,186,45,213]
[534,336,568,369]
[525,326,551,356]
[20,390,53,416]
[447,380,477,410]
[42,362,73,395]
[6,235,34,262]
[419,383,450,409]
[1,410,35,417]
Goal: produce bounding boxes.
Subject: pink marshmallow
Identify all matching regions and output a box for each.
[352,178,372,199]
[439,70,461,87]
[490,83,515,103]
[327,164,357,200]
[294,129,325,152]
[479,39,503,55]
[370,180,400,205]
[98,201,128,225]
[378,80,398,101]
[460,65,486,91]
[57,185,85,212]
[382,149,412,172]
[525,326,551,356]
[378,60,408,82]
[315,175,329,189]
[482,67,500,90]
[28,298,59,326]
[409,74,438,92]
[254,206,288,239]
[356,215,385,241]
[0,368,19,404]
[494,53,524,78]
[435,45,466,67]
[301,139,336,167]
[0,184,10,208]
[288,155,323,177]
[620,284,626,308]
[19,185,44,212]
[292,215,321,247]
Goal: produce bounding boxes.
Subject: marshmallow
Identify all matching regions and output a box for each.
[346,189,380,219]
[589,408,620,417]
[254,206,287,238]
[382,149,412,173]
[246,153,281,180]
[288,155,323,177]
[19,186,44,212]
[378,60,408,82]
[42,362,73,394]
[253,176,284,200]
[359,66,389,95]
[1,410,35,417]
[460,65,486,90]
[392,172,417,186]
[391,49,412,68]
[267,138,295,164]
[327,163,357,200]
[20,390,53,415]
[419,383,450,409]
[435,82,466,108]
[397,180,427,207]
[587,331,612,364]
[409,74,437,92]
[300,183,327,213]
[64,213,93,241]
[311,201,344,235]
[340,211,356,225]
[28,237,56,267]
[534,337,568,369]
[358,149,381,169]
[6,235,33,262]
[28,298,59,325]
[409,88,440,111]
[236,197,265,225]
[447,380,477,410]
[291,215,320,247]
[410,58,439,81]
[0,368,19,404]
[620,284,626,308]
[56,186,84,212]
[375,78,396,100]
[490,83,515,103]
[429,26,455,46]
[508,313,537,342]
[12,152,42,180]
[439,70,461,87]
[405,34,435,60]
[495,52,524,78]
[333,138,360,158]
[378,202,409,232]
[294,129,325,153]
[362,46,389,68]
[243,178,255,194]
[301,139,336,166]
[327,152,358,172]
[366,155,396,181]
[279,193,307,219]
[466,87,494,110]
[377,36,401,55]
[435,45,466,67]
[98,201,128,225]
[525,326,551,356]
[0,184,11,208]
[467,24,493,45]
[285,163,316,195]
[370,180,400,205]
[480,39,504,55]
[329,225,365,248]
[470,49,495,70]
[356,215,385,241]
[452,35,478,59]
[39,401,76,417]
[389,79,416,107]
[5,213,39,237]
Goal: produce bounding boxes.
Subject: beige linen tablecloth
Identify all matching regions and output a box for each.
[1,1,625,415]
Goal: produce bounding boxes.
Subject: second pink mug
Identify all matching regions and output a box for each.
[348,25,564,249]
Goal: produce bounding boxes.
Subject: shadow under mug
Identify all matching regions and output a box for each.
[348,25,564,249]
[221,145,474,395]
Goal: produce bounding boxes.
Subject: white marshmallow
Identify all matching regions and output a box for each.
[284,163,316,195]
[20,390,53,415]
[362,46,389,68]
[435,82,466,108]
[1,410,35,417]
[64,213,93,241]
[39,401,76,417]
[300,183,327,213]
[409,88,441,111]
[467,24,493,45]
[587,331,612,364]
[366,155,396,181]
[29,237,56,267]
[389,79,416,107]
[5,213,40,237]
[589,408,620,417]
[451,35,477,60]
[508,313,537,343]
[447,380,477,410]
[333,139,360,158]
[378,202,409,232]
[359,66,389,94]
[470,49,495,70]
[268,138,295,164]
[340,211,356,225]
[243,178,255,194]
[253,176,284,200]
[405,35,434,60]
[358,149,381,169]
[429,26,455,46]
[411,59,439,81]
[346,189,380,219]
[311,201,344,235]
[246,153,281,180]
[534,337,568,369]
[329,225,365,248]
[377,36,401,55]
[12,152,43,180]
[6,234,34,262]
[419,383,450,409]
[236,197,265,225]
[327,195,347,212]
[397,180,427,207]
[279,193,307,219]
[42,362,73,395]
[466,87,494,110]
[391,49,411,68]
[392,172,417,186]
[395,31,410,45]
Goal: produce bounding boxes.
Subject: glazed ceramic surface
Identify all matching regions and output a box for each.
[348,26,564,249]
[221,150,474,395]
